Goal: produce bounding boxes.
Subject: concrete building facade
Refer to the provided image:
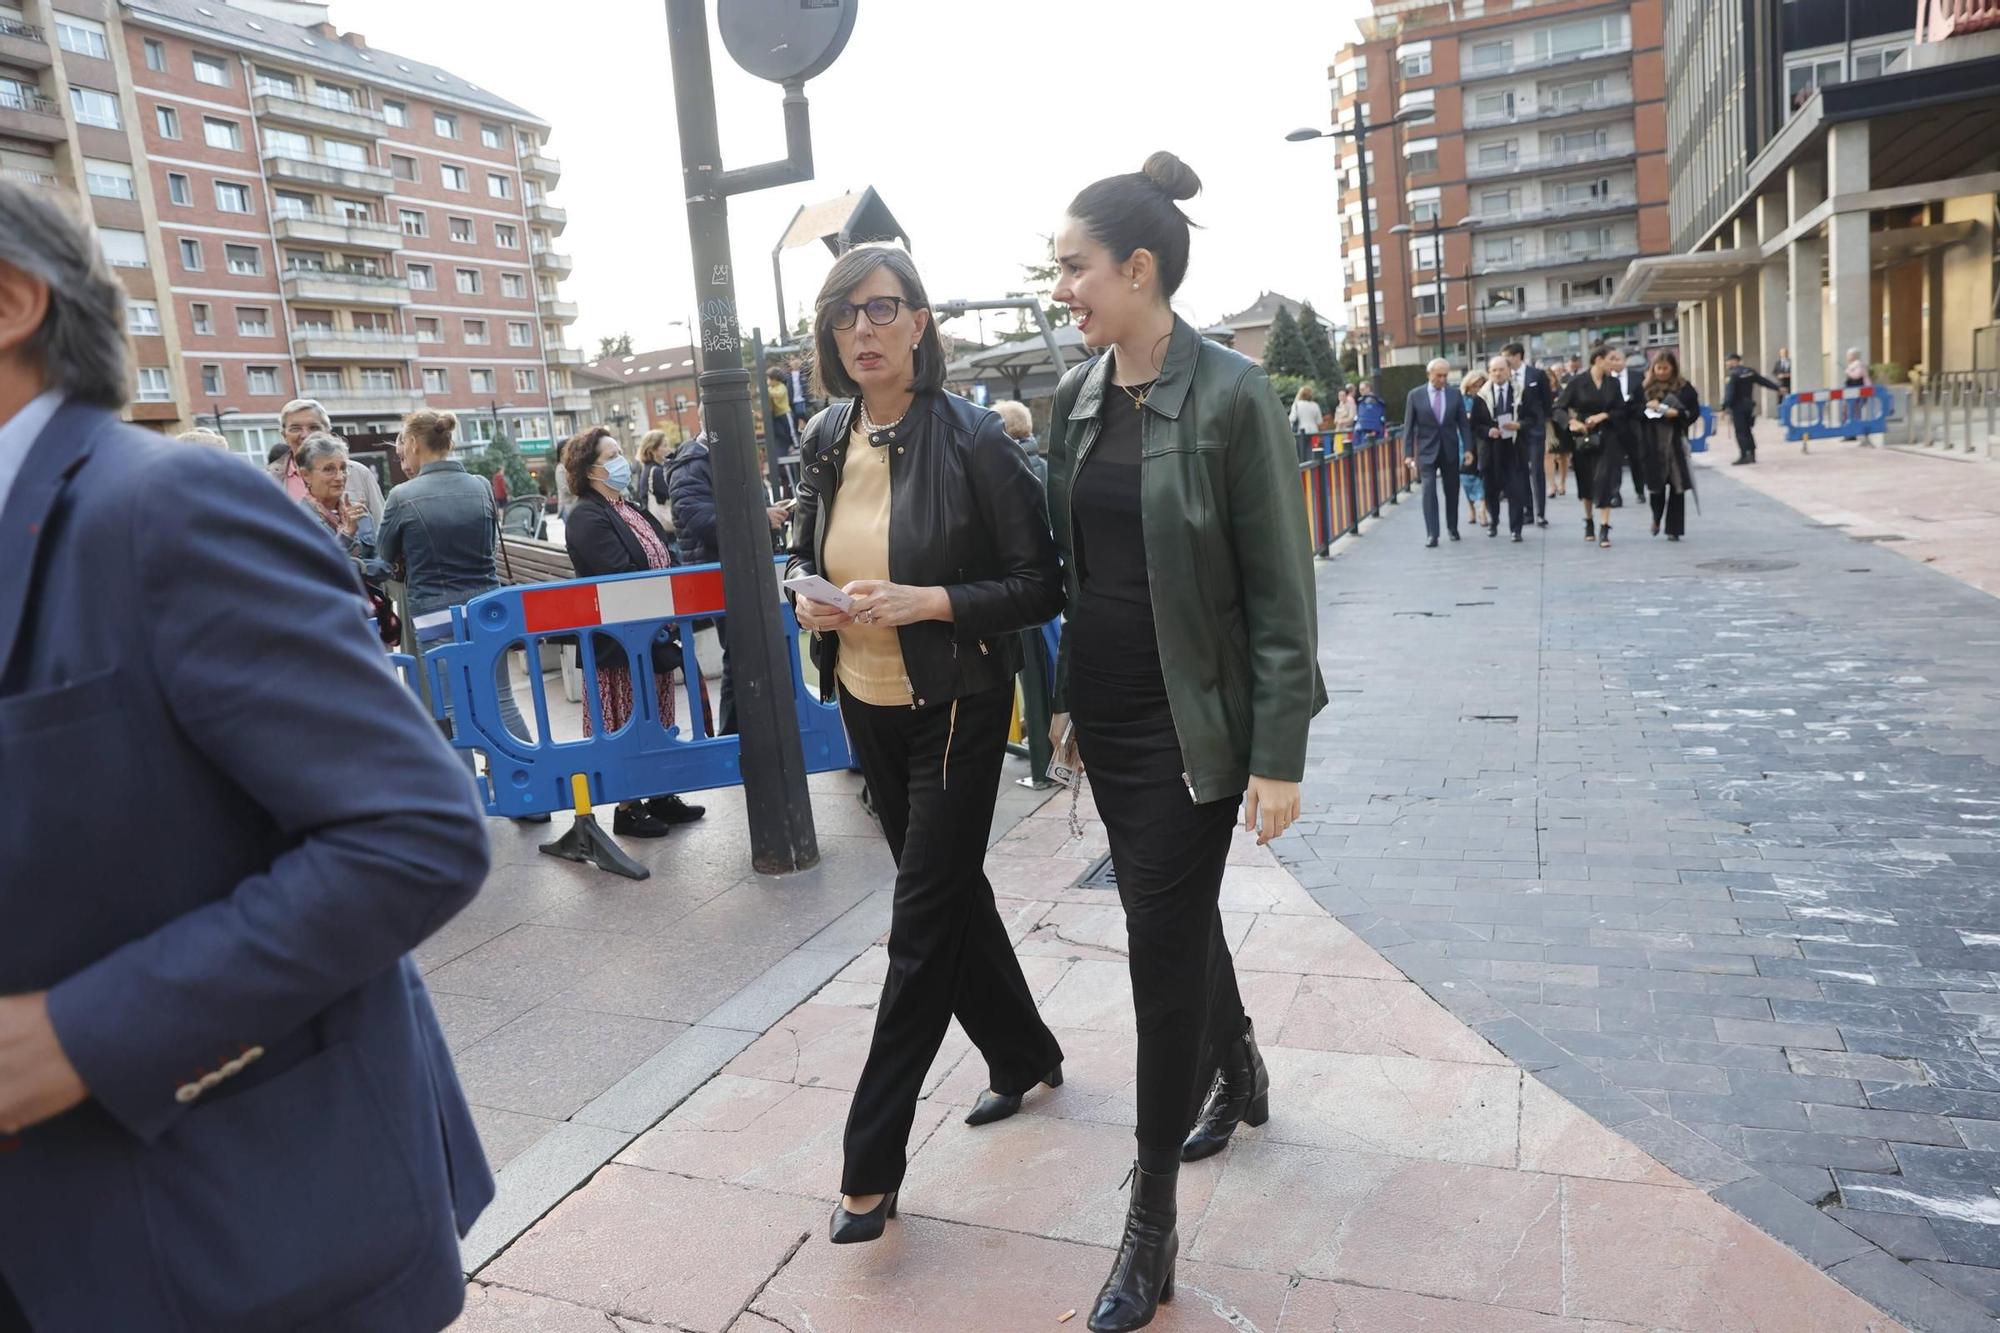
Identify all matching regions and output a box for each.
[0,0,586,460]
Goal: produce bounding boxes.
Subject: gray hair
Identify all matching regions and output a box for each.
[1488,355,1511,373]
[280,397,330,428]
[1426,357,1452,373]
[175,427,229,448]
[0,181,129,408]
[295,430,349,471]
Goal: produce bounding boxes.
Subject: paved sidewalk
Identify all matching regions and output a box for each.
[1280,461,2000,1330]
[448,788,1900,1332]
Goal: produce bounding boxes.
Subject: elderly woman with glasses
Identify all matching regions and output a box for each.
[784,245,1066,1246]
[296,432,382,563]
[267,397,385,522]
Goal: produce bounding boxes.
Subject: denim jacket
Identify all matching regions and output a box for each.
[376,460,502,625]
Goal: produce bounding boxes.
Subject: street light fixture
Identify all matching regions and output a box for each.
[1286,105,1435,380]
[1389,212,1479,364]
[206,402,239,435]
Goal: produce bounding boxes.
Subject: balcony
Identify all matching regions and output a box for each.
[543,298,579,322]
[1465,195,1640,231]
[281,266,411,307]
[1458,38,1632,82]
[253,85,386,139]
[550,387,592,413]
[547,346,585,367]
[527,200,567,232]
[0,16,53,68]
[0,165,64,196]
[521,151,561,183]
[1471,243,1639,277]
[1464,88,1635,130]
[1465,141,1639,181]
[262,149,394,196]
[1472,297,1616,326]
[290,328,420,360]
[0,88,66,144]
[309,386,426,416]
[272,210,404,253]
[531,249,574,278]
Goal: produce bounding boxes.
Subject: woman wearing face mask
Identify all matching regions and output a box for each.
[1553,343,1632,548]
[1045,152,1326,1333]
[783,245,1066,1247]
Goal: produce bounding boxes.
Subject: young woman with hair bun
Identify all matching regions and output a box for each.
[1045,152,1326,1332]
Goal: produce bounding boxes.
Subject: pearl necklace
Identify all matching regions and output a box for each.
[859,400,908,435]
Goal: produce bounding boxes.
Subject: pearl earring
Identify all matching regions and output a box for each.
[1131,281,1139,289]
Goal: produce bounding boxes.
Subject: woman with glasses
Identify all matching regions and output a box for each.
[1045,153,1324,1332]
[784,246,1066,1247]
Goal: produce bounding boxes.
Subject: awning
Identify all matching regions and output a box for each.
[1610,248,1761,306]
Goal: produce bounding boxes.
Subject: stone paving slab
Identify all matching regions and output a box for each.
[451,793,1903,1332]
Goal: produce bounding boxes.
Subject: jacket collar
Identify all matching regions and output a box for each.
[0,399,108,677]
[1069,316,1200,423]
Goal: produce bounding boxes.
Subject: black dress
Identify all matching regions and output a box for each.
[1556,370,1631,510]
[1642,381,1701,538]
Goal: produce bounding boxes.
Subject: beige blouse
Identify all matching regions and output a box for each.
[821,423,913,707]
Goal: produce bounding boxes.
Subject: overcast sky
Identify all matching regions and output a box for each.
[330,0,1369,352]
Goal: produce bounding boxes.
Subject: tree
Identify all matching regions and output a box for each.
[595,332,633,360]
[466,425,534,499]
[1297,302,1343,393]
[1262,305,1314,381]
[999,248,1072,341]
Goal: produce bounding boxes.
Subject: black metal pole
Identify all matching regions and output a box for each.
[665,0,819,874]
[1352,107,1385,381]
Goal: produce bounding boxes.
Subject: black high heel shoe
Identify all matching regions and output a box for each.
[828,1189,898,1244]
[1181,1018,1270,1162]
[965,1063,1063,1127]
[1088,1163,1177,1332]
[1584,515,1596,541]
[1599,523,1612,549]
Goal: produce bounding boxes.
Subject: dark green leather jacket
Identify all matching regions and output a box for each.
[1048,317,1327,804]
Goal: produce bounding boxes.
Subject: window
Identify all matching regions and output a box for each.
[1550,127,1608,155]
[487,172,511,199]
[272,190,313,218]
[201,364,223,395]
[190,302,213,334]
[1415,291,1441,317]
[1468,38,1511,72]
[155,105,180,138]
[137,368,173,402]
[501,272,526,298]
[99,229,148,268]
[469,368,495,393]
[1410,196,1440,223]
[294,309,334,334]
[203,118,242,151]
[383,100,407,127]
[407,263,435,290]
[1483,235,1520,263]
[441,163,468,191]
[455,267,482,294]
[514,368,539,393]
[262,127,310,158]
[193,52,231,87]
[1854,45,1907,81]
[1477,140,1518,168]
[236,306,271,337]
[463,318,488,344]
[302,367,342,392]
[1399,52,1431,78]
[1406,149,1438,174]
[494,223,518,249]
[55,16,110,59]
[127,300,161,335]
[69,87,120,129]
[166,172,193,205]
[178,238,203,271]
[359,368,399,392]
[422,367,449,393]
[321,139,368,166]
[508,321,532,347]
[246,366,281,395]
[415,317,442,343]
[254,69,299,98]
[225,244,262,275]
[213,180,252,213]
[517,130,534,153]
[1473,90,1515,122]
[317,84,357,111]
[449,216,475,243]
[84,159,136,200]
[285,250,326,272]
[434,111,458,138]
[399,208,427,237]
[1481,188,1517,216]
[391,154,419,182]
[473,122,502,149]
[144,38,167,73]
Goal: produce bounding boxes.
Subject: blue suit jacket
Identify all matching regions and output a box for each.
[1404,383,1470,467]
[1517,363,1553,436]
[0,403,494,1332]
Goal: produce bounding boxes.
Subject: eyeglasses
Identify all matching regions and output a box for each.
[827,296,911,331]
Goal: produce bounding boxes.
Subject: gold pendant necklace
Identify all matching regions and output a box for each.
[1117,380,1153,411]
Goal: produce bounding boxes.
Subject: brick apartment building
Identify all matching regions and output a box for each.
[0,0,585,462]
[1328,0,1677,368]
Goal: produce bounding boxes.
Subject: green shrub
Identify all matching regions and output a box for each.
[1869,361,1906,385]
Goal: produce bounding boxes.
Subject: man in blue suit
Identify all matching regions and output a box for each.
[0,184,493,1331]
[1403,357,1469,547]
[1502,342,1553,528]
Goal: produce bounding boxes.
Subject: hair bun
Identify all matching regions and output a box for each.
[437,410,458,435]
[1140,151,1201,202]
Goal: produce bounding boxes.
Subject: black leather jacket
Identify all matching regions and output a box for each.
[784,390,1062,707]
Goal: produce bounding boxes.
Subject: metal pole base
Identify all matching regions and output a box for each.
[541,812,651,881]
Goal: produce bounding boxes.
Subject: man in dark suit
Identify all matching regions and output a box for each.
[1720,352,1781,465]
[1620,348,1651,502]
[0,183,493,1332]
[1403,357,1469,547]
[1501,342,1552,527]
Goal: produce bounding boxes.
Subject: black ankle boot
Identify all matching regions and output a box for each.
[965,1063,1063,1127]
[1088,1163,1177,1332]
[1181,1017,1270,1162]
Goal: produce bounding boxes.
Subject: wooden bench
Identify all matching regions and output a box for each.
[499,534,573,587]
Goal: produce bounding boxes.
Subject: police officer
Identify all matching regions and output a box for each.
[1720,352,1781,465]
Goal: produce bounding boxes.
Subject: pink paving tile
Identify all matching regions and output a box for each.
[897,1110,1222,1245]
[1565,1176,1908,1331]
[1191,1140,1563,1314]
[1037,957,1139,1031]
[448,1283,626,1332]
[722,1001,879,1090]
[1218,864,1327,915]
[1515,1076,1690,1187]
[1235,914,1404,979]
[480,1166,823,1333]
[925,1024,1138,1121]
[615,1075,948,1197]
[753,1213,1291,1333]
[1259,1045,1522,1167]
[1279,1279,1609,1332]
[984,854,1099,903]
[1276,974,1511,1065]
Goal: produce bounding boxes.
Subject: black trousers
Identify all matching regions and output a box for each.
[838,682,1062,1194]
[1523,420,1547,520]
[1650,486,1688,538]
[1419,459,1461,540]
[1071,662,1245,1154]
[1731,407,1757,459]
[1483,452,1530,535]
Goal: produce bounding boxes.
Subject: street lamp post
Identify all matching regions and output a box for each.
[1389,212,1480,365]
[207,403,239,435]
[1288,105,1434,380]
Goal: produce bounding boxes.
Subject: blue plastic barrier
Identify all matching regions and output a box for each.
[420,560,852,822]
[1780,387,1895,442]
[1688,405,1717,453]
